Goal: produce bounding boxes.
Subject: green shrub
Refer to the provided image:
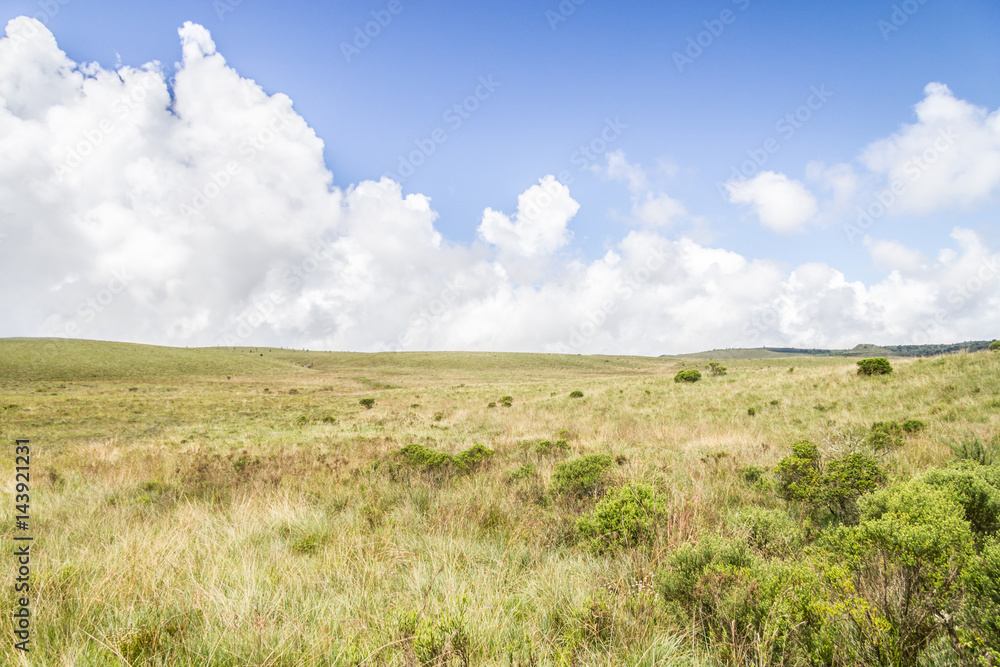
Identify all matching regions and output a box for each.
[395,444,452,469]
[774,443,887,524]
[487,401,496,408]
[453,444,494,472]
[774,441,821,503]
[359,397,376,409]
[411,612,469,666]
[866,421,904,451]
[820,452,887,524]
[729,507,805,558]
[499,395,513,407]
[535,439,570,456]
[577,483,667,552]
[747,407,756,416]
[960,536,1000,663]
[901,418,926,433]
[707,362,727,376]
[552,454,615,499]
[657,537,830,665]
[674,369,702,383]
[738,465,767,486]
[569,390,584,398]
[508,463,536,481]
[856,357,893,376]
[922,461,1000,535]
[989,340,1000,352]
[825,480,975,666]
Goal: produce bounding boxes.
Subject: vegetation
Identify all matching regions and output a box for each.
[2,339,1000,664]
[856,357,893,376]
[674,369,702,383]
[990,340,1000,352]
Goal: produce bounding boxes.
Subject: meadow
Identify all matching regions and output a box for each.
[1,338,998,666]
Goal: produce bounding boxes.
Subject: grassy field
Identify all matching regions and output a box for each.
[1,340,998,665]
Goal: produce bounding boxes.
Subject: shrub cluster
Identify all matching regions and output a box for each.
[856,357,893,376]
[674,369,702,383]
[656,435,1000,666]
[551,454,615,499]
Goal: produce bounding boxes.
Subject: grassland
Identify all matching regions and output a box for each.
[1,339,998,665]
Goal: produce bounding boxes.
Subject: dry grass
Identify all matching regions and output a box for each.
[0,342,998,664]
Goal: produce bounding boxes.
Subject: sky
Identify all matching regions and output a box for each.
[1,0,999,354]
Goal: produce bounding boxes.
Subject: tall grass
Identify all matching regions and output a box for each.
[1,342,998,664]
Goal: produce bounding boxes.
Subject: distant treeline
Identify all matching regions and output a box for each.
[765,340,995,358]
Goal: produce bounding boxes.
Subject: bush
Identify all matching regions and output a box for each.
[453,444,494,472]
[729,507,805,558]
[747,407,757,416]
[990,340,1000,352]
[359,397,376,409]
[552,454,615,499]
[960,537,1000,663]
[707,362,727,376]
[499,395,513,407]
[569,390,584,398]
[674,369,702,383]
[825,480,974,666]
[411,612,469,666]
[774,441,822,504]
[866,421,904,451]
[856,357,893,376]
[774,443,887,523]
[922,461,1000,535]
[577,483,667,552]
[901,418,926,433]
[821,452,887,524]
[395,444,452,469]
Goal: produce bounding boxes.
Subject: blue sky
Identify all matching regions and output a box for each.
[1,0,999,352]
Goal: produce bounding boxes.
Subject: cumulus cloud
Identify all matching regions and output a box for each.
[747,83,1000,235]
[2,19,999,355]
[601,150,689,228]
[477,175,578,256]
[726,171,818,233]
[859,82,1000,214]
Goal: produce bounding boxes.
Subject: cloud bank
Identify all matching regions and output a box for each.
[1,18,998,354]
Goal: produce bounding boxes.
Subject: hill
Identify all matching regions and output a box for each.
[674,340,995,359]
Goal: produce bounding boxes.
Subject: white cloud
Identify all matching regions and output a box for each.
[863,237,927,272]
[2,19,999,355]
[477,175,578,257]
[859,82,1000,214]
[726,171,818,233]
[601,150,689,228]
